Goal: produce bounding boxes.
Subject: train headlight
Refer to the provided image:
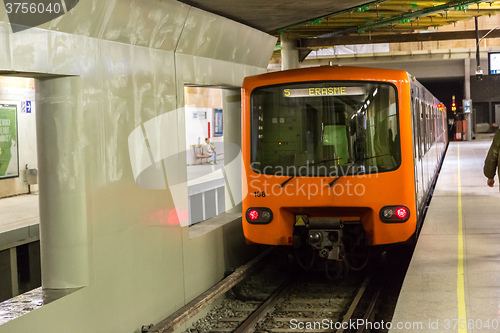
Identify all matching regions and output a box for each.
[382,208,393,219]
[246,207,273,224]
[379,205,410,223]
[309,231,323,245]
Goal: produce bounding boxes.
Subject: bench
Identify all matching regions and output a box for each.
[191,144,210,164]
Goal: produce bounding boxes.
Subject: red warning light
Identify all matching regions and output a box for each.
[396,207,408,219]
[248,210,259,220]
[379,205,410,222]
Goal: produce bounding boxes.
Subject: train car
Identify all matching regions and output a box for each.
[241,66,447,271]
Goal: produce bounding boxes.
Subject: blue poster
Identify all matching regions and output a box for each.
[214,108,223,136]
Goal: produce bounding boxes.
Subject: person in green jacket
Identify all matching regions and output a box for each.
[484,130,500,187]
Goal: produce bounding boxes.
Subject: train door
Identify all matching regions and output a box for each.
[419,100,427,200]
[411,91,424,213]
[423,103,431,193]
[433,105,439,173]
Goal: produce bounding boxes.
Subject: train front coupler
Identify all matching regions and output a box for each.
[307,218,344,260]
[294,217,344,260]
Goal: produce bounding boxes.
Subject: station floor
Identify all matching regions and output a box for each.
[0,193,39,249]
[390,134,500,333]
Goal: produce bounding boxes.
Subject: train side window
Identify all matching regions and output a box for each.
[415,100,422,159]
[432,107,437,143]
[412,98,418,159]
[420,101,426,156]
[425,104,430,152]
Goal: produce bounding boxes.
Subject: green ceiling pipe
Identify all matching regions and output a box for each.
[276,0,387,34]
[356,0,489,34]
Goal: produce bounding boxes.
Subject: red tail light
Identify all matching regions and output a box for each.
[380,206,410,223]
[396,207,409,219]
[246,207,273,224]
[248,210,259,220]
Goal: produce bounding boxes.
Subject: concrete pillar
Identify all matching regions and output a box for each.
[464,59,473,140]
[222,89,242,211]
[465,59,471,100]
[281,33,300,70]
[35,77,90,289]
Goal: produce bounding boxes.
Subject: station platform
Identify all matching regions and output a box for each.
[0,193,40,305]
[0,194,39,250]
[390,135,500,333]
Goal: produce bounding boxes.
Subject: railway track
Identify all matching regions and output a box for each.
[183,268,387,333]
[251,274,383,333]
[167,246,413,333]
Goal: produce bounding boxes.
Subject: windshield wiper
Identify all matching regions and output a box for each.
[327,165,351,187]
[328,175,342,187]
[355,153,389,162]
[280,176,295,188]
[280,157,350,188]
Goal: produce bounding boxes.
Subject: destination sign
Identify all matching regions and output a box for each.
[283,86,366,98]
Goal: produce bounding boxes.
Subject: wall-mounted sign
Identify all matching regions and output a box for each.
[21,100,32,113]
[0,104,19,179]
[193,111,207,119]
[489,52,500,75]
[463,99,472,114]
[214,108,223,137]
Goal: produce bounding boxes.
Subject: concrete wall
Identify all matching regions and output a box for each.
[470,75,500,126]
[0,77,37,198]
[471,75,500,102]
[0,1,276,332]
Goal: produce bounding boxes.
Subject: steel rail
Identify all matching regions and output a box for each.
[233,279,294,333]
[356,285,383,333]
[336,275,371,333]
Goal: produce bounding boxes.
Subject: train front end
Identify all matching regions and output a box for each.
[241,67,416,266]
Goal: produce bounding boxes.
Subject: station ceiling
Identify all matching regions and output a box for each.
[178,0,500,50]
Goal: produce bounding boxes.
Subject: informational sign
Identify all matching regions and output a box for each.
[0,105,19,179]
[463,99,472,114]
[21,100,32,113]
[283,86,367,98]
[488,52,500,74]
[214,108,223,137]
[193,111,207,119]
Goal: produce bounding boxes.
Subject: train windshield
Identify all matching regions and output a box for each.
[250,81,400,176]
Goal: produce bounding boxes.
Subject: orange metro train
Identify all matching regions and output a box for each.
[241,66,447,270]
